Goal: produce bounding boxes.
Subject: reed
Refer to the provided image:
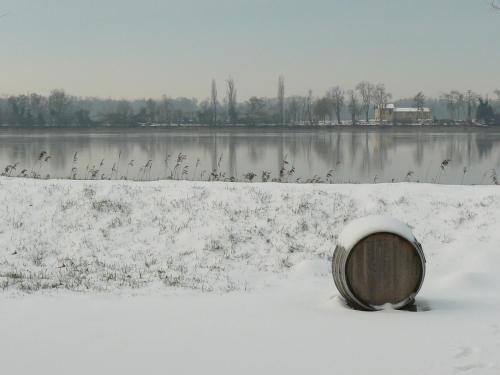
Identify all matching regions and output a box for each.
[461,166,468,185]
[1,152,499,185]
[436,159,451,184]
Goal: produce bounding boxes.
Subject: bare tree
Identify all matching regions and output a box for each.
[440,91,463,121]
[440,92,456,120]
[299,96,308,124]
[159,96,172,124]
[288,98,299,125]
[313,97,331,123]
[211,79,218,126]
[373,84,392,124]
[246,97,266,125]
[146,98,157,123]
[116,100,132,120]
[465,90,479,123]
[305,90,314,125]
[48,89,71,126]
[455,91,466,121]
[347,90,361,126]
[356,81,374,123]
[277,76,285,125]
[226,77,237,124]
[329,86,345,124]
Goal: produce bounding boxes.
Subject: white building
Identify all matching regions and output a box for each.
[375,104,432,124]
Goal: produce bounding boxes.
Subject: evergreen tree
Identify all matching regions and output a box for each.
[476,98,496,125]
[414,92,425,122]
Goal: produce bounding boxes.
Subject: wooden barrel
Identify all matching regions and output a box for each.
[332,216,426,311]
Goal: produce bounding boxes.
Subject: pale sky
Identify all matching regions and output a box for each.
[1,0,499,100]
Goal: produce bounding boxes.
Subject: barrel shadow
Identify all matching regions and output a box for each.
[337,295,432,312]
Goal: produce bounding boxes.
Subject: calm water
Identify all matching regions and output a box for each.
[0,127,499,184]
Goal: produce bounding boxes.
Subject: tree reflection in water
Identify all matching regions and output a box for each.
[0,127,499,184]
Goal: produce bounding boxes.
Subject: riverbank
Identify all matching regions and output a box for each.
[0,122,495,130]
[1,178,499,374]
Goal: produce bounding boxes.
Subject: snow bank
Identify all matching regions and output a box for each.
[1,177,499,296]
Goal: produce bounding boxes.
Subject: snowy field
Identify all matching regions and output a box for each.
[1,177,500,374]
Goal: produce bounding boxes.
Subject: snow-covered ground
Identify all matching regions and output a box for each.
[0,177,499,374]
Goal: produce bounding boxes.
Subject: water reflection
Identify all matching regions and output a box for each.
[0,127,499,184]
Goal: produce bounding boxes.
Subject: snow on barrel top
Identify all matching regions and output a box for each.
[337,216,416,252]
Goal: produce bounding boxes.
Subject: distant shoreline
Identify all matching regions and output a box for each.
[0,123,496,131]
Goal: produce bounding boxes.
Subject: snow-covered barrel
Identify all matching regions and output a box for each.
[332,216,426,311]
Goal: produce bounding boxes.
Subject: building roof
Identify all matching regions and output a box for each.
[394,107,431,113]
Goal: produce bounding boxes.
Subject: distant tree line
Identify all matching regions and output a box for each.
[1,80,499,127]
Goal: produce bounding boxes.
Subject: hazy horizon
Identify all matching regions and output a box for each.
[1,0,499,101]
